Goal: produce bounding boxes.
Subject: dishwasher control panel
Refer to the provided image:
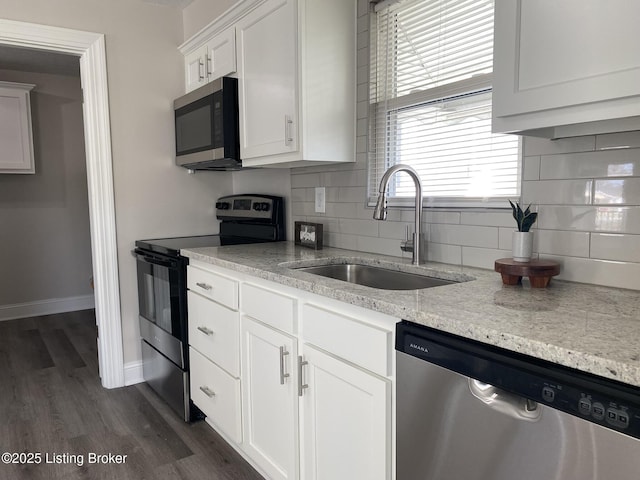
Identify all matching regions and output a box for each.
[396,320,640,440]
[535,382,639,437]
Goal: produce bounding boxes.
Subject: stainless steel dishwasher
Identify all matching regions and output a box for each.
[396,320,640,480]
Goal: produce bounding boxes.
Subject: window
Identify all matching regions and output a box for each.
[368,0,520,207]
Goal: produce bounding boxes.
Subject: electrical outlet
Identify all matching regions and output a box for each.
[315,187,326,213]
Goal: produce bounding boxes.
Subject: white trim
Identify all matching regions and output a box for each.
[179,0,263,54]
[124,360,145,386]
[0,295,96,322]
[0,19,124,389]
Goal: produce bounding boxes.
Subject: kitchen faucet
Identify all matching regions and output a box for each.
[373,164,424,265]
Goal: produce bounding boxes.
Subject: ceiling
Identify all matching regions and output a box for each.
[0,45,80,76]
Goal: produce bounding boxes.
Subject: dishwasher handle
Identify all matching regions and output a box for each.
[469,379,542,422]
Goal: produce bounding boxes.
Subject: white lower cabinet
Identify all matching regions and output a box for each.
[186,261,395,480]
[241,316,299,480]
[190,347,242,443]
[300,344,391,480]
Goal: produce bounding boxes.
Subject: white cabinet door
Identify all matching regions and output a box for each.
[236,0,298,159]
[184,27,237,93]
[241,316,299,480]
[204,26,236,82]
[184,44,208,93]
[0,81,35,174]
[300,345,391,480]
[493,0,640,135]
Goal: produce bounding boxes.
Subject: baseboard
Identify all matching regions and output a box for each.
[0,295,96,322]
[124,360,144,386]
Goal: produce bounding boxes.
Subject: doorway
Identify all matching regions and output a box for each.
[0,19,124,388]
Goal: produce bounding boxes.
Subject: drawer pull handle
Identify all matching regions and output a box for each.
[199,386,216,398]
[196,282,212,291]
[197,326,214,336]
[279,346,290,385]
[298,356,308,396]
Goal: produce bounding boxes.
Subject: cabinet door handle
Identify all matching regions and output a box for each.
[205,53,212,78]
[196,282,212,291]
[197,326,214,336]
[198,59,205,81]
[279,346,290,385]
[284,115,294,145]
[199,385,216,398]
[298,355,308,396]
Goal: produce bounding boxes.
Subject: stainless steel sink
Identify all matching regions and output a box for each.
[294,263,458,290]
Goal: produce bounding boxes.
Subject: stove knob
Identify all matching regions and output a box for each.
[216,202,230,210]
[252,203,261,211]
[261,202,270,212]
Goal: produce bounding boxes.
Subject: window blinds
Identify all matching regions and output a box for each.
[369,0,520,207]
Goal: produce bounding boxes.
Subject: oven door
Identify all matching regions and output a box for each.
[135,250,187,367]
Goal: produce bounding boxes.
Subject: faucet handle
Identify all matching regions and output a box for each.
[400,224,414,253]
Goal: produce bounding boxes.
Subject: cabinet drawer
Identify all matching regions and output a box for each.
[188,265,238,310]
[242,283,296,334]
[302,304,391,377]
[190,347,242,443]
[188,291,239,377]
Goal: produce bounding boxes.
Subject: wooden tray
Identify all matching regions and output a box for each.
[494,258,560,288]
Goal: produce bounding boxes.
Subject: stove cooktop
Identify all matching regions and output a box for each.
[135,234,275,257]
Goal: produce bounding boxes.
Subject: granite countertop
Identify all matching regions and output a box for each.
[182,241,640,388]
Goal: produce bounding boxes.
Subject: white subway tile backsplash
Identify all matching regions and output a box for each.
[544,255,640,290]
[537,205,640,234]
[462,247,513,270]
[378,221,411,240]
[355,235,403,257]
[291,172,321,188]
[540,149,640,180]
[427,243,462,265]
[338,218,379,237]
[594,178,640,205]
[460,211,513,228]
[522,156,541,181]
[325,231,358,251]
[535,230,590,257]
[522,179,592,205]
[424,210,461,225]
[590,233,640,263]
[498,227,515,251]
[430,224,498,249]
[523,135,595,156]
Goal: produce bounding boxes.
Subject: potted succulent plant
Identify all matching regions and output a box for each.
[509,200,538,262]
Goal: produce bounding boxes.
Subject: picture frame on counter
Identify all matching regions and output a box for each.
[294,221,323,250]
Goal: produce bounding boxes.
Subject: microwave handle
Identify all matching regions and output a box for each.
[285,115,294,146]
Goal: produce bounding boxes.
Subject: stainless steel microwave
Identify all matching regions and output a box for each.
[174,76,241,171]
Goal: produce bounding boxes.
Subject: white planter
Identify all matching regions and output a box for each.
[512,231,534,262]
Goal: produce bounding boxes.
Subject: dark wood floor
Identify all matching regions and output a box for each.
[0,309,263,480]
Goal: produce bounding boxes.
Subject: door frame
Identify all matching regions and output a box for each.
[0,19,124,388]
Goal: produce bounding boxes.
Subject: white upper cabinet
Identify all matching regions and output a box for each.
[236,0,356,167]
[181,0,356,167]
[0,81,35,174]
[492,0,640,138]
[183,26,236,93]
[235,0,298,161]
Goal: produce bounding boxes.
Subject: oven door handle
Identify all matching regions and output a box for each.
[135,252,177,269]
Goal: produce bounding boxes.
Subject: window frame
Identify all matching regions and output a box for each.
[367,0,521,209]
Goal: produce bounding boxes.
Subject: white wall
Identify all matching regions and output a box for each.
[182,0,239,40]
[0,68,93,313]
[0,0,234,365]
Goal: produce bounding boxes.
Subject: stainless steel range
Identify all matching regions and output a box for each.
[134,194,285,421]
